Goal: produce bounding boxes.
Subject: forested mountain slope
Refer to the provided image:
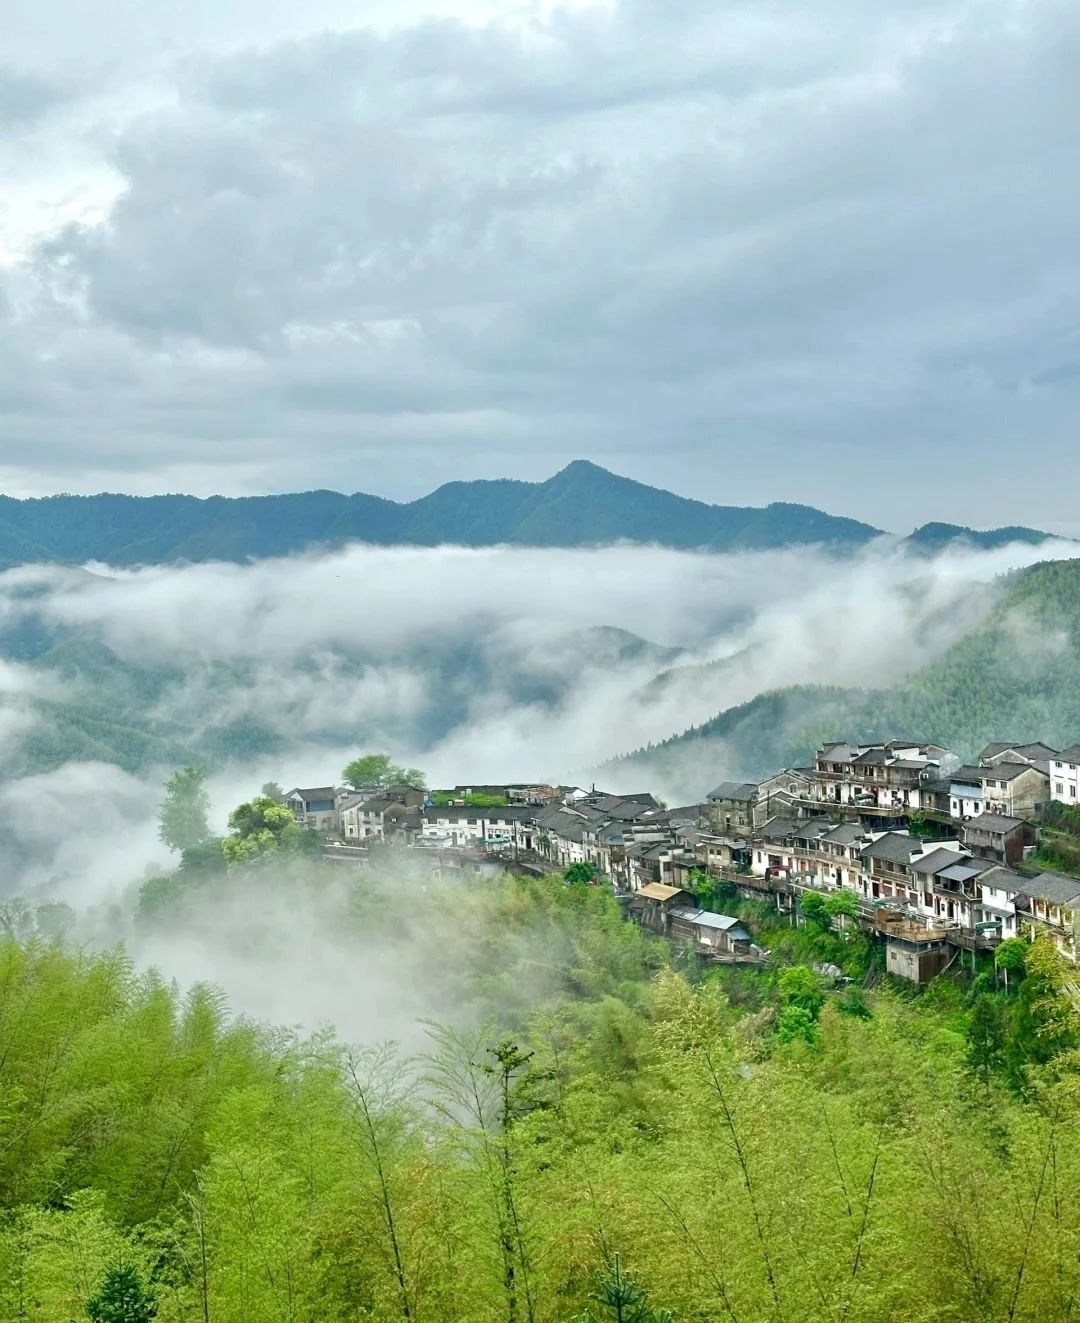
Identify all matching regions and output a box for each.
[612,557,1080,785]
[0,461,1051,565]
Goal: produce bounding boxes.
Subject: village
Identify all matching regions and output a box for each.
[280,738,1080,983]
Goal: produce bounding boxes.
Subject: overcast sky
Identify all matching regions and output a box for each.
[2,0,1078,532]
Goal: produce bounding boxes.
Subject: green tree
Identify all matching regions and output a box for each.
[260,780,285,801]
[824,888,859,935]
[799,892,829,930]
[1005,936,1080,1086]
[222,795,315,867]
[157,767,211,852]
[86,1263,157,1323]
[576,1254,673,1323]
[775,1004,820,1046]
[343,753,427,790]
[995,936,1027,992]
[776,965,825,1020]
[966,993,1005,1081]
[565,862,598,886]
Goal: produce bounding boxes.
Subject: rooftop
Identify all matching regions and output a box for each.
[1019,872,1080,906]
[963,812,1027,833]
[706,781,758,803]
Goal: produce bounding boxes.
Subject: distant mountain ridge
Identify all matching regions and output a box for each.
[0,460,1059,566]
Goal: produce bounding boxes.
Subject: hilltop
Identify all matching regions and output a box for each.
[610,557,1080,787]
[0,460,1058,565]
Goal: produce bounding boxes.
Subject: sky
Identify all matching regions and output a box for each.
[2,0,1079,531]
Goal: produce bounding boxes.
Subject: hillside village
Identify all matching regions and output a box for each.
[282,738,1080,983]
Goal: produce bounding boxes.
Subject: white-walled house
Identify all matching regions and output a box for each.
[284,786,341,833]
[419,805,538,850]
[1050,745,1080,805]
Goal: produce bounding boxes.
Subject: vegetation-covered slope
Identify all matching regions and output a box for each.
[615,557,1080,783]
[3,868,1080,1323]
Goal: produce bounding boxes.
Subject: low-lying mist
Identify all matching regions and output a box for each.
[1,533,1076,1032]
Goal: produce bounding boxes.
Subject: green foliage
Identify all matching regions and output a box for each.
[836,986,873,1020]
[222,795,318,867]
[966,994,1005,1081]
[156,766,211,853]
[776,964,826,1020]
[775,1004,820,1046]
[824,889,859,921]
[342,752,426,789]
[565,861,599,885]
[995,936,1028,974]
[85,1263,157,1323]
[15,867,1080,1321]
[1006,936,1080,1086]
[799,891,830,930]
[576,1255,673,1323]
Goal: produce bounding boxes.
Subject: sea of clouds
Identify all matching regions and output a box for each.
[1,535,1077,915]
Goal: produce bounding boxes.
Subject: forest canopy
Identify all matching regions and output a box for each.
[3,867,1080,1322]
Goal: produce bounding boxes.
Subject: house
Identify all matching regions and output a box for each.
[666,907,752,955]
[1049,745,1080,805]
[284,786,341,833]
[757,768,815,813]
[1015,872,1080,961]
[340,785,427,842]
[419,804,538,851]
[978,763,1050,820]
[811,740,955,817]
[628,883,695,935]
[979,742,1058,768]
[706,782,761,833]
[962,813,1032,866]
[976,865,1027,939]
[885,930,953,984]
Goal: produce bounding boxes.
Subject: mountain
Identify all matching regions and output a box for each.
[2,461,1064,567]
[906,521,1054,552]
[609,557,1080,791]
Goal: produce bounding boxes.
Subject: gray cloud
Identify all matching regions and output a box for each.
[2,0,1080,526]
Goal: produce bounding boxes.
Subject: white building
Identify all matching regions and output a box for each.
[1050,744,1080,804]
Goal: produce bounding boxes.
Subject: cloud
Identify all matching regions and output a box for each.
[1,0,1079,527]
[2,536,1077,904]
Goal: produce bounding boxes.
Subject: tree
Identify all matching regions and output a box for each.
[799,892,830,930]
[995,936,1027,992]
[824,888,859,933]
[157,767,211,853]
[343,754,427,790]
[260,781,285,801]
[565,862,598,886]
[85,1263,157,1323]
[576,1254,673,1323]
[222,795,314,867]
[966,994,1005,1081]
[1005,936,1080,1086]
[775,1005,820,1046]
[776,965,825,1020]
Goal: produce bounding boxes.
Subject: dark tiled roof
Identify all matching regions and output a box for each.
[983,762,1048,783]
[912,847,970,876]
[861,833,923,865]
[706,781,758,803]
[1019,872,1080,905]
[1055,745,1080,763]
[963,813,1026,833]
[977,865,1028,895]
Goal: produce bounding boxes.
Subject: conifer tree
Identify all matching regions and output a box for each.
[85,1264,157,1323]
